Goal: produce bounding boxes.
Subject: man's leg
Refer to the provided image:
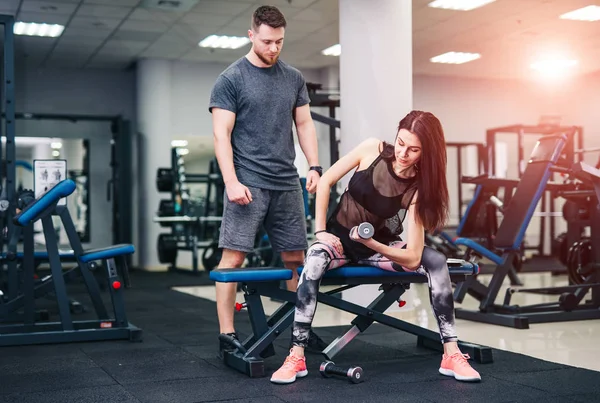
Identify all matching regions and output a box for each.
[216,186,270,355]
[216,249,247,334]
[280,250,303,292]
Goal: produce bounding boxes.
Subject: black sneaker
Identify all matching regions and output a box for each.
[218,332,239,359]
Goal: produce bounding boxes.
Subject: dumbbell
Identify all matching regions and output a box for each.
[319,361,364,384]
[351,222,374,240]
[234,302,247,312]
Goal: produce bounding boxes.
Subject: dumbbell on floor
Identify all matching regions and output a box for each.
[319,360,364,384]
[351,222,374,240]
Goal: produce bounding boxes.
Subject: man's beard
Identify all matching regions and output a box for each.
[254,49,279,66]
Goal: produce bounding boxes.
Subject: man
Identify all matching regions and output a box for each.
[209,5,325,357]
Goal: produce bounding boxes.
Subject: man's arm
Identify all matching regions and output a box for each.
[295,104,320,193]
[212,108,252,204]
[212,108,237,185]
[294,104,319,166]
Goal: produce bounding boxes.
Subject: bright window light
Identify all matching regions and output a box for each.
[14,22,64,38]
[428,0,496,11]
[530,59,578,77]
[559,5,600,21]
[171,140,188,147]
[198,35,250,49]
[321,44,341,57]
[430,51,481,64]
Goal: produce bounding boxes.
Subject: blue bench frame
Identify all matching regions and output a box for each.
[210,257,492,378]
[0,179,141,346]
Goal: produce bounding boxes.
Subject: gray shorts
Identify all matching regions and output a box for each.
[219,186,308,253]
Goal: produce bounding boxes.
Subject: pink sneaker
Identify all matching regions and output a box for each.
[270,350,308,384]
[439,353,481,382]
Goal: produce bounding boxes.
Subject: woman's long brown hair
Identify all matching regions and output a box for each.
[381,110,449,231]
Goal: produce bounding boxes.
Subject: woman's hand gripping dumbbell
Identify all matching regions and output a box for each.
[349,222,374,242]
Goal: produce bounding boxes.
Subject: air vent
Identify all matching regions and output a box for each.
[139,0,200,12]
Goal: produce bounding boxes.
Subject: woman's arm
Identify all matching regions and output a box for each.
[314,137,381,232]
[351,194,425,270]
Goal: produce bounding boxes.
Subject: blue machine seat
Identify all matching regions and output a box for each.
[79,244,135,263]
[210,267,293,283]
[210,259,478,283]
[14,180,76,226]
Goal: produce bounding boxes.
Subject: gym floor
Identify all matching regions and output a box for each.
[1,268,599,403]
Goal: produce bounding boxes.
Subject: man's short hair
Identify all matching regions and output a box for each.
[251,5,287,31]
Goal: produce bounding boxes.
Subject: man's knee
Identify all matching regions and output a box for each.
[218,249,246,268]
[421,246,447,269]
[281,250,304,268]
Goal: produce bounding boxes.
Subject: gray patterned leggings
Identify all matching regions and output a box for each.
[292,241,458,348]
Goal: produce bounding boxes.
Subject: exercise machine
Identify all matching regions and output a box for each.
[0,180,141,345]
[453,133,600,328]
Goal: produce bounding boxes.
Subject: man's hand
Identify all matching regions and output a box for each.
[305,170,320,194]
[226,180,253,205]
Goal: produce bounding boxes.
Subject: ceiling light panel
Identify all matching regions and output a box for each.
[14,22,64,38]
[559,5,600,22]
[428,0,496,11]
[321,44,341,56]
[198,35,250,49]
[430,51,481,64]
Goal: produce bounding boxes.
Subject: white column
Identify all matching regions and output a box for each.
[136,59,173,270]
[339,0,412,156]
[338,0,413,311]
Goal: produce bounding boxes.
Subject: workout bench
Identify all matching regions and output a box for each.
[0,179,141,346]
[210,258,493,378]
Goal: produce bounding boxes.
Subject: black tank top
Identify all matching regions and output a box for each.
[327,153,418,261]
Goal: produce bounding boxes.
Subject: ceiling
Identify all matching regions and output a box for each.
[1,0,599,80]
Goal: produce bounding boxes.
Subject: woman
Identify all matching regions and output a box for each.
[270,110,481,384]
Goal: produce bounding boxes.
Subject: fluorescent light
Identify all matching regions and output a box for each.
[14,22,64,38]
[530,59,577,77]
[322,44,341,57]
[177,148,189,156]
[430,51,481,64]
[428,0,496,11]
[560,5,600,21]
[52,150,60,157]
[171,140,188,147]
[199,35,250,49]
[50,142,62,149]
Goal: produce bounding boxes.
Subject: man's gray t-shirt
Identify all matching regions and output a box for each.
[209,57,311,191]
